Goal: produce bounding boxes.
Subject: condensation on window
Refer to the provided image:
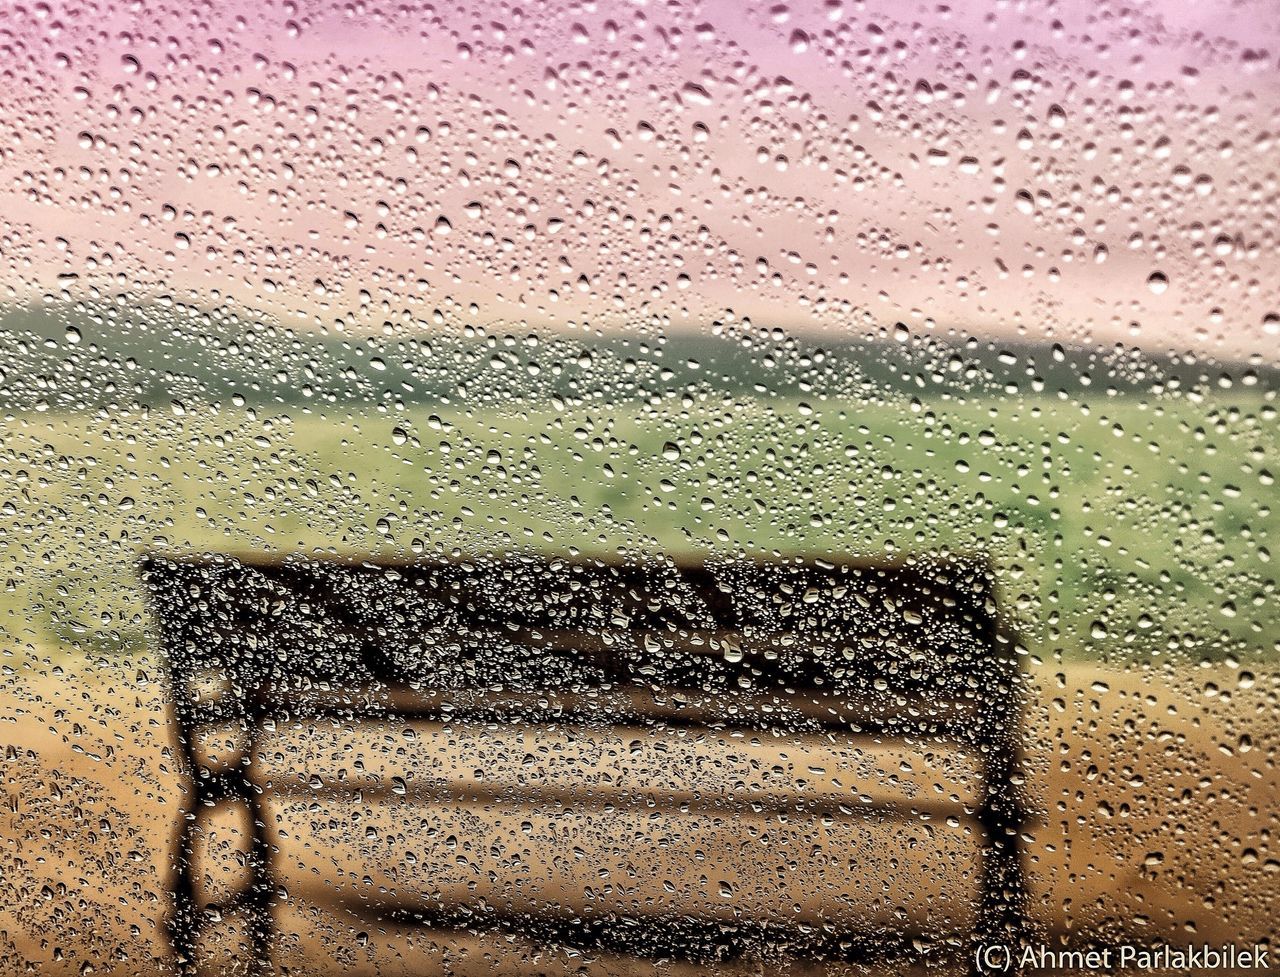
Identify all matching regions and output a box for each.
[0,1,1275,974]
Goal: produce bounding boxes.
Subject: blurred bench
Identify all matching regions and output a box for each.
[142,552,1026,975]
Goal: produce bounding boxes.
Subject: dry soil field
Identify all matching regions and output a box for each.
[1,658,1276,976]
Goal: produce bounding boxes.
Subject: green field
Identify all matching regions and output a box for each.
[0,389,1274,668]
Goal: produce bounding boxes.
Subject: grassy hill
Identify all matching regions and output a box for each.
[2,301,1273,411]
[0,301,1274,667]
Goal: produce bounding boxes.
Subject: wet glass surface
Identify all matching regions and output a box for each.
[0,1,1276,974]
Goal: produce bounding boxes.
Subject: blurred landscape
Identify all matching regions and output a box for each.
[0,0,1277,968]
[2,299,1273,970]
[3,300,1272,968]
[0,303,1273,670]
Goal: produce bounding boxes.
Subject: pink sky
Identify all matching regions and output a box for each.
[0,0,1277,358]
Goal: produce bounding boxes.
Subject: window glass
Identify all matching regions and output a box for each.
[0,1,1275,974]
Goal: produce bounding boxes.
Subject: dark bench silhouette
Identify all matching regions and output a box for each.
[142,552,1026,975]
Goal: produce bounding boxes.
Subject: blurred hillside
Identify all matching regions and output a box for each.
[1,302,1273,412]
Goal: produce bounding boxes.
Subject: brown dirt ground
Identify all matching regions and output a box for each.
[1,656,1276,976]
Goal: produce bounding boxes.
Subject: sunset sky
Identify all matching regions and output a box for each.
[1,0,1277,357]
